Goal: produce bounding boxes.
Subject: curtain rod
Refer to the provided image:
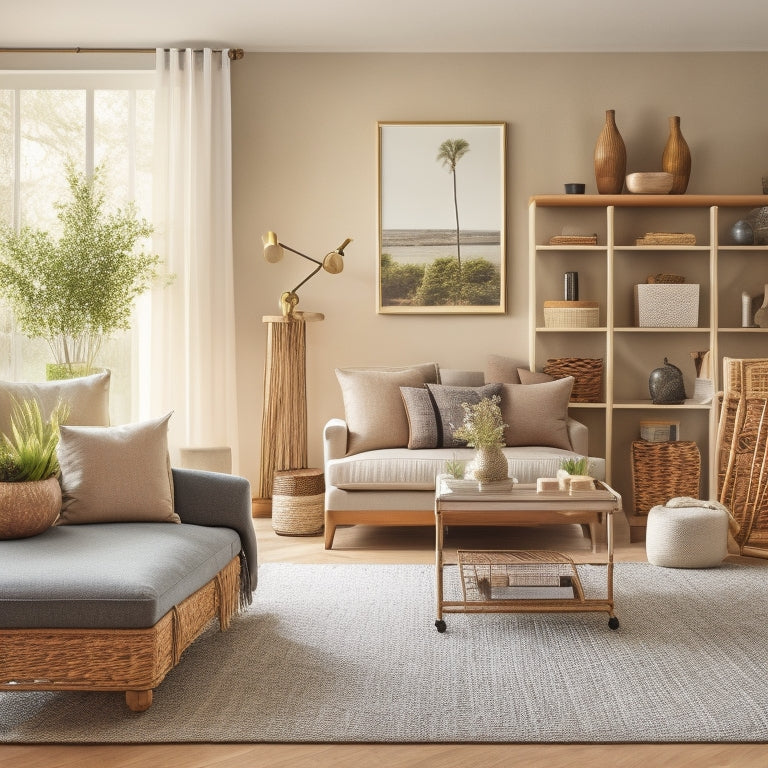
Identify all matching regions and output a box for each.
[0,47,245,60]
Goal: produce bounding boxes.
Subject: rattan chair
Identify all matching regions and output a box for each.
[716,357,768,558]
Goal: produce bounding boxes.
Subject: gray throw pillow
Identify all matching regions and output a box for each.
[500,377,574,449]
[426,383,503,448]
[400,386,439,449]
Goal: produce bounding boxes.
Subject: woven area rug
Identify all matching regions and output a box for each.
[2,561,768,743]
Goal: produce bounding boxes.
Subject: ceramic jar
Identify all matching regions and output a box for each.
[662,116,691,194]
[594,109,627,195]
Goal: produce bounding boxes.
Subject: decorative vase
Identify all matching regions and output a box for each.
[649,358,687,405]
[0,477,61,540]
[754,284,768,329]
[472,445,508,484]
[731,219,754,245]
[594,109,627,195]
[661,116,691,194]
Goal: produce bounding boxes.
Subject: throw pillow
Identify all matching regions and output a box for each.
[0,370,111,438]
[426,383,503,448]
[517,368,554,385]
[56,412,179,525]
[484,354,526,384]
[400,386,439,449]
[335,367,432,455]
[500,377,574,450]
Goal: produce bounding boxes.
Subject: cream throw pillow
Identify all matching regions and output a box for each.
[0,370,111,437]
[336,367,432,455]
[500,377,574,449]
[57,412,179,525]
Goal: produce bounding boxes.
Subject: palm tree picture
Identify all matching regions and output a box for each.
[377,122,506,314]
[436,138,470,274]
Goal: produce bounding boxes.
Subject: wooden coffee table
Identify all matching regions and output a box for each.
[434,474,622,632]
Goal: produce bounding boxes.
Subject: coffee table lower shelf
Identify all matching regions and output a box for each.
[435,549,619,632]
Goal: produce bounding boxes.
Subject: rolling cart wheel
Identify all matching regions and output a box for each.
[608,616,619,630]
[435,619,447,633]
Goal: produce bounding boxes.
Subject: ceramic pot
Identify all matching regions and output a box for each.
[731,219,754,245]
[0,477,61,539]
[649,358,687,405]
[594,109,627,194]
[472,445,508,484]
[662,116,691,194]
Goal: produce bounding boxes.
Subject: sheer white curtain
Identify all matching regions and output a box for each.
[145,48,239,471]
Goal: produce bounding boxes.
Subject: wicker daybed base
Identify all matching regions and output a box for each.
[0,555,240,712]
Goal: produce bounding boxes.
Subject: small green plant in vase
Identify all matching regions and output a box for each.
[0,398,69,540]
[557,455,592,492]
[452,395,508,484]
[444,454,466,480]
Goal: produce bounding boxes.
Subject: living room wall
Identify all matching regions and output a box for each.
[232,51,768,486]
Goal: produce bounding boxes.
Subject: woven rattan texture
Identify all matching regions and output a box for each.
[631,440,701,516]
[543,357,603,402]
[717,358,768,555]
[272,468,325,535]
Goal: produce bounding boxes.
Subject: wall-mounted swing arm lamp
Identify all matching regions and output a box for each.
[262,231,352,316]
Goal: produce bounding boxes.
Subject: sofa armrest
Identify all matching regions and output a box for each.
[566,417,588,456]
[171,468,257,593]
[324,418,348,462]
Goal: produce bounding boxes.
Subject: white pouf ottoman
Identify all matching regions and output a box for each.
[646,499,729,568]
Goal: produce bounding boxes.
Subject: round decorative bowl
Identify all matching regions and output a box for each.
[626,172,674,195]
[0,477,62,539]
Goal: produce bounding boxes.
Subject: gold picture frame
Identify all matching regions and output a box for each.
[377,121,507,314]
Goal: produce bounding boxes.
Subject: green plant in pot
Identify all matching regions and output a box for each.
[0,161,163,379]
[452,395,509,483]
[0,398,69,539]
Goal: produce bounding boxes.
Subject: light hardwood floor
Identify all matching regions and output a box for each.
[3,513,766,768]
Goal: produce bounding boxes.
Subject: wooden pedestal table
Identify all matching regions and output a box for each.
[253,312,324,517]
[433,475,622,632]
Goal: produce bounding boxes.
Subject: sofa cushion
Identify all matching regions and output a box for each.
[0,370,111,437]
[426,382,503,448]
[326,446,604,490]
[0,522,240,629]
[500,377,573,450]
[336,367,435,455]
[400,386,439,449]
[484,354,527,384]
[57,412,179,525]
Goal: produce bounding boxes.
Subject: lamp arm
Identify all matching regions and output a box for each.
[290,263,323,294]
[279,242,323,267]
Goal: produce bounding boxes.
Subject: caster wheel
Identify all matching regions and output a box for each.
[435,619,447,633]
[608,616,619,630]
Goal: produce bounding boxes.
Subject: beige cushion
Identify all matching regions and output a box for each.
[426,383,503,448]
[0,371,111,437]
[336,367,432,455]
[484,354,526,384]
[57,412,179,525]
[517,368,554,385]
[400,386,439,449]
[500,377,574,450]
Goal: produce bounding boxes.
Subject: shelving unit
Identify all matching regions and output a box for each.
[528,194,768,538]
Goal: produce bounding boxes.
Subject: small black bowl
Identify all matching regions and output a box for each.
[565,183,586,194]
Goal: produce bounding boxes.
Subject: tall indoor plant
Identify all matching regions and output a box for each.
[0,161,162,378]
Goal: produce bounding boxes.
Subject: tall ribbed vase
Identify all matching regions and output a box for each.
[594,109,627,194]
[662,115,691,194]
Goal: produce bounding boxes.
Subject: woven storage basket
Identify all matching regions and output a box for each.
[543,357,603,402]
[543,300,599,328]
[272,468,325,536]
[631,440,701,517]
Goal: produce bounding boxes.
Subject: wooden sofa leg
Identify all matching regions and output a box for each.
[324,517,336,549]
[126,689,153,712]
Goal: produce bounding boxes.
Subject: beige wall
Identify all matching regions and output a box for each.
[232,52,768,486]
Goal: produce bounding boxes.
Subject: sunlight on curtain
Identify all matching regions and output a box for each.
[147,48,239,471]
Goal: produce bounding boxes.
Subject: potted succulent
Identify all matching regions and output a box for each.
[0,161,162,379]
[0,398,68,539]
[452,395,509,483]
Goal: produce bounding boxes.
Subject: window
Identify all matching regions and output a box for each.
[0,70,154,425]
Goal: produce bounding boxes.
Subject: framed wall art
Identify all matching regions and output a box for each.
[377,121,507,314]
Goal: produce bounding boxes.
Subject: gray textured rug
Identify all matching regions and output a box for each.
[2,561,768,743]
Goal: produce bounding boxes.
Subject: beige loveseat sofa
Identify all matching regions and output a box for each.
[323,357,605,548]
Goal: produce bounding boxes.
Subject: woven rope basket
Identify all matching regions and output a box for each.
[543,357,603,402]
[272,468,325,536]
[631,440,701,517]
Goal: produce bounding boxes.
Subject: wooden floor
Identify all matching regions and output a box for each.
[3,512,767,768]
